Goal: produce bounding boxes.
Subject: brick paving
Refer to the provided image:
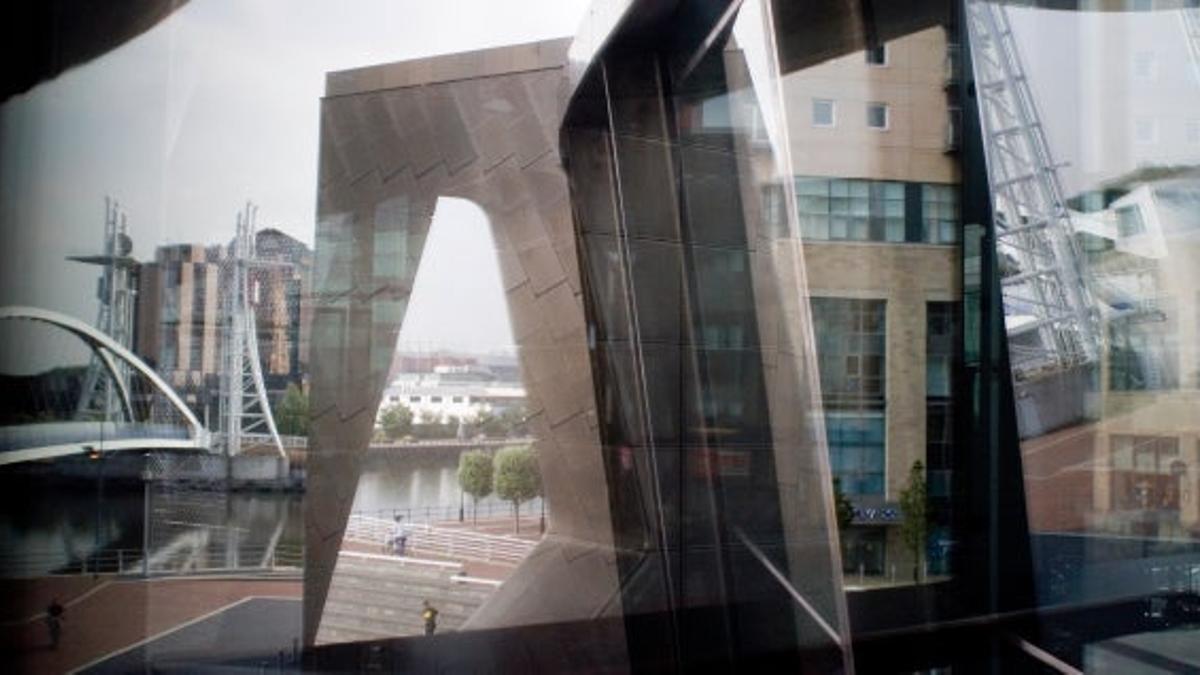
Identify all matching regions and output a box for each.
[0,576,300,675]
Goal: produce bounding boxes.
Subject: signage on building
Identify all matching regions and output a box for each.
[852,503,903,524]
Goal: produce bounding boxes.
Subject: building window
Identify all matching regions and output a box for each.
[867,102,889,130]
[1187,120,1200,146]
[451,396,463,403]
[797,177,953,244]
[813,98,836,127]
[921,184,959,244]
[865,44,888,66]
[827,413,886,496]
[1108,311,1179,392]
[812,298,886,409]
[430,396,443,403]
[1110,435,1181,511]
[926,302,960,502]
[1115,204,1146,237]
[811,297,886,495]
[409,396,421,403]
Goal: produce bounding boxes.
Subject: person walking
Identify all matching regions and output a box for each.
[45,598,64,649]
[421,600,439,636]
[392,515,411,557]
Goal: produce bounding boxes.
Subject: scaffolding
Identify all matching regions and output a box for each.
[965,0,1101,380]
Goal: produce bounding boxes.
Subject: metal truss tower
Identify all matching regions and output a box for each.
[69,197,138,420]
[965,0,1101,380]
[219,203,287,460]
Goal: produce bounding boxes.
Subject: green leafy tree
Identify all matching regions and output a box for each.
[493,445,541,533]
[457,450,494,525]
[378,403,414,441]
[833,477,855,533]
[471,411,506,438]
[499,406,528,437]
[898,460,929,583]
[275,383,310,436]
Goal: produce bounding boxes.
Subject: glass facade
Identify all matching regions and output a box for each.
[1,0,1198,672]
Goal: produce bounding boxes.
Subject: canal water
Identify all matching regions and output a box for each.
[0,447,541,577]
[352,447,543,521]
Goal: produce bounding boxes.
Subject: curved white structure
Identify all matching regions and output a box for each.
[0,306,211,465]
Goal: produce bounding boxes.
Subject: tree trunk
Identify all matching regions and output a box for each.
[514,501,520,533]
[472,498,478,527]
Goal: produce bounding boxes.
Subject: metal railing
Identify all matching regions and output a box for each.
[344,515,536,565]
[351,500,543,525]
[0,543,303,579]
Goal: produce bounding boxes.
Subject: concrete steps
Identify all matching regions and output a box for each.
[315,553,498,645]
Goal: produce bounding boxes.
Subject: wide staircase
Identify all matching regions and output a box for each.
[315,551,499,645]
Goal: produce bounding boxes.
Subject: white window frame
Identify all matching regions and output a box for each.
[866,102,890,131]
[812,98,836,128]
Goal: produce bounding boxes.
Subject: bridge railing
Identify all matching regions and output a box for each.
[344,515,536,566]
[0,543,303,579]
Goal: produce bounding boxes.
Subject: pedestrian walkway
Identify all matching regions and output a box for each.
[315,551,498,646]
[344,515,538,566]
[0,576,300,674]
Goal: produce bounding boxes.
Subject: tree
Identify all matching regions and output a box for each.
[898,460,929,584]
[275,383,309,436]
[833,477,855,533]
[493,445,541,533]
[498,406,528,437]
[457,450,494,525]
[378,403,413,441]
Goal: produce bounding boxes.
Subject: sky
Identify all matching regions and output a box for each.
[0,0,590,354]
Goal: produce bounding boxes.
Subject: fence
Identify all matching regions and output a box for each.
[344,515,536,566]
[0,543,303,579]
[351,500,544,525]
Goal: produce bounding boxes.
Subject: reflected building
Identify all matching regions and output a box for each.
[134,229,312,423]
[301,0,1200,672]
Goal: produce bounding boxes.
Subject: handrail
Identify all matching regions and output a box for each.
[0,543,303,579]
[344,514,536,565]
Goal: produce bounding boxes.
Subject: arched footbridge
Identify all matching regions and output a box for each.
[0,307,211,466]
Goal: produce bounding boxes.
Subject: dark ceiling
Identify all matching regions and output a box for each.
[3,0,189,103]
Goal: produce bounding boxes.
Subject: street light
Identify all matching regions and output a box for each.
[140,453,154,577]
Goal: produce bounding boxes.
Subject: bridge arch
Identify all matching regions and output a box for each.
[0,306,209,464]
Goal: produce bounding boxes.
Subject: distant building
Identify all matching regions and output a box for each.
[775,27,962,578]
[134,229,312,426]
[378,359,525,425]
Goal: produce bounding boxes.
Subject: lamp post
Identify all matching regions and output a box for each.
[140,453,153,577]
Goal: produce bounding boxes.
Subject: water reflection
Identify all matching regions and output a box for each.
[0,472,302,577]
[352,448,542,521]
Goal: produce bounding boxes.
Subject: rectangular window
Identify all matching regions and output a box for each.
[921,183,959,244]
[826,412,886,496]
[409,396,421,403]
[1115,205,1146,237]
[430,396,442,403]
[865,44,887,66]
[812,297,886,409]
[867,102,889,130]
[796,177,941,244]
[812,98,835,127]
[1110,435,1180,511]
[451,396,463,403]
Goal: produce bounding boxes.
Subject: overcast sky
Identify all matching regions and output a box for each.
[0,0,589,356]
